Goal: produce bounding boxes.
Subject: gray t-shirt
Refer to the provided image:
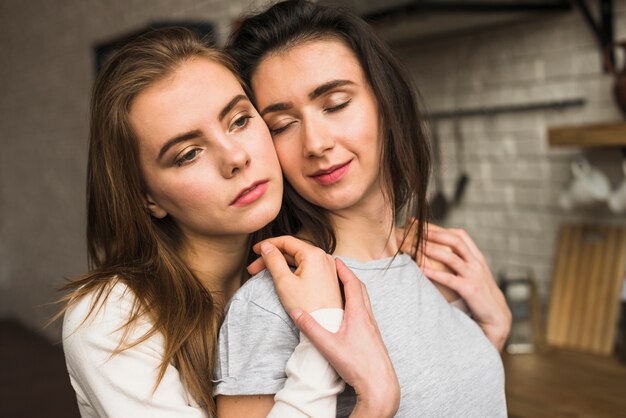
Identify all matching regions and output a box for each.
[213,254,507,417]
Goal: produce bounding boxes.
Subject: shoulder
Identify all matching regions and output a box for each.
[63,281,137,335]
[62,281,207,417]
[214,271,299,396]
[62,281,155,362]
[225,269,291,325]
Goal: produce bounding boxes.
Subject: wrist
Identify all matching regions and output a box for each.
[351,397,398,418]
[350,382,400,418]
[484,319,511,352]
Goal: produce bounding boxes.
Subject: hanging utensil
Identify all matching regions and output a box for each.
[452,118,470,206]
[430,120,449,221]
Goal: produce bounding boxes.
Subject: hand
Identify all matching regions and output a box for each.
[249,236,342,314]
[291,259,400,418]
[420,224,511,351]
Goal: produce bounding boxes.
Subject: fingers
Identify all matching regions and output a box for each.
[421,267,461,292]
[423,243,467,275]
[246,256,266,276]
[427,225,486,265]
[419,253,454,274]
[335,259,362,303]
[451,228,486,264]
[291,309,338,357]
[247,252,296,276]
[253,236,323,266]
[258,242,294,284]
[359,280,374,318]
[336,259,374,317]
[423,229,473,264]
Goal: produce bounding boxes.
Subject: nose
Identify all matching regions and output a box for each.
[217,139,250,178]
[302,118,335,158]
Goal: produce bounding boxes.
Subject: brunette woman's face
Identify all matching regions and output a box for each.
[251,38,384,214]
[130,57,283,239]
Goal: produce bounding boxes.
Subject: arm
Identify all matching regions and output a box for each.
[246,237,400,418]
[216,309,344,418]
[62,285,205,418]
[217,239,345,418]
[290,259,400,418]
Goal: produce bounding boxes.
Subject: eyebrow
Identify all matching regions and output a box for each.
[158,129,203,161]
[259,79,355,117]
[309,79,354,100]
[260,102,294,117]
[157,95,249,161]
[218,94,248,121]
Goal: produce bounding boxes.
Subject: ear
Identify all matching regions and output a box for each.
[144,193,167,219]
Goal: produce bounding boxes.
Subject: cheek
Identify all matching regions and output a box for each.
[346,106,382,161]
[150,167,221,212]
[246,123,282,171]
[257,139,281,170]
[274,141,302,181]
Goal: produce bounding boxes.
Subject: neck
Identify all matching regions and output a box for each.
[180,232,249,303]
[327,193,398,262]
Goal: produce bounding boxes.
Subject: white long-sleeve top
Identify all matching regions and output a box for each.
[62,282,344,418]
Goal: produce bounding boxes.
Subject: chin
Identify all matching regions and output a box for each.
[243,202,282,233]
[305,190,362,212]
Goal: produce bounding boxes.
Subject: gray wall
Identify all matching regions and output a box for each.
[0,0,268,340]
[1,0,625,341]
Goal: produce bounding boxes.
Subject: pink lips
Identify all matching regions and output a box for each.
[230,180,269,207]
[310,160,352,185]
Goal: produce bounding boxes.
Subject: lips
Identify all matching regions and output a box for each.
[309,160,352,185]
[230,179,269,207]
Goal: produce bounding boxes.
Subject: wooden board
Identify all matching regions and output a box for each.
[546,224,626,355]
[548,121,626,148]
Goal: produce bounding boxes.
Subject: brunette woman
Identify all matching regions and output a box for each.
[215,1,509,416]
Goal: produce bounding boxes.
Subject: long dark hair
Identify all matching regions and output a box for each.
[56,28,237,415]
[229,0,431,255]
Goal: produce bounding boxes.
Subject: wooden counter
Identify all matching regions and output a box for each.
[504,348,626,418]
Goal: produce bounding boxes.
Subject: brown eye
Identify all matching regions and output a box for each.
[175,148,201,167]
[231,115,254,131]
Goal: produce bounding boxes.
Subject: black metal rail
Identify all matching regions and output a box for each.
[364,1,573,21]
[427,98,586,119]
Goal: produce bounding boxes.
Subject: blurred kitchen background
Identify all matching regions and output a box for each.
[1,0,626,417]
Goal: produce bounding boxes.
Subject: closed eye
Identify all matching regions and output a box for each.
[270,120,297,136]
[324,99,351,113]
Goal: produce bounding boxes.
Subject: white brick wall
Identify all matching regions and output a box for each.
[394,2,626,300]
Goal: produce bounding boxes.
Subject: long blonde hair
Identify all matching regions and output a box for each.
[58,28,238,415]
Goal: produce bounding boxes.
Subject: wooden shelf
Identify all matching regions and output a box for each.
[548,121,626,148]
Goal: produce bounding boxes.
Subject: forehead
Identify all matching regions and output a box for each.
[251,38,366,104]
[130,57,243,146]
[134,57,241,116]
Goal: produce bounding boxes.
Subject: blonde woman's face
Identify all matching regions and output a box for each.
[130,57,283,239]
[251,39,384,215]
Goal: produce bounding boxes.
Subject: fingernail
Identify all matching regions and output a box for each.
[260,242,273,254]
[291,309,303,320]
